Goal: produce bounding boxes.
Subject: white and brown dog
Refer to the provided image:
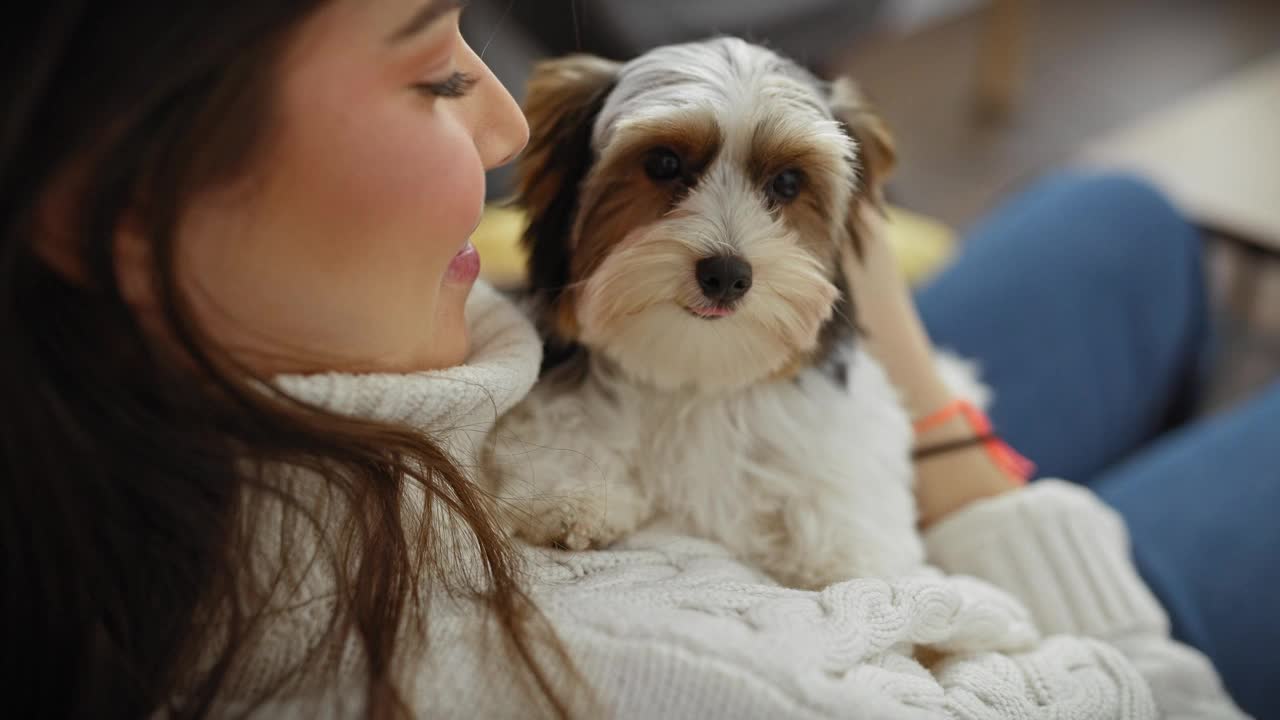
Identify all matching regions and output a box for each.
[486,38,934,588]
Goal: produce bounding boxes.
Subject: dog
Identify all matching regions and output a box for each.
[484,38,928,588]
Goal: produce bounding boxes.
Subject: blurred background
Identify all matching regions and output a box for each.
[462,0,1280,411]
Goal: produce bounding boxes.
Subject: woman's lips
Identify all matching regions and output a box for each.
[445,240,481,284]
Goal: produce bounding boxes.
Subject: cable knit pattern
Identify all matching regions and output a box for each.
[925,482,1247,720]
[926,481,1169,641]
[247,282,1246,719]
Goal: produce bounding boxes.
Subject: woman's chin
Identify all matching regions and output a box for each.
[434,330,471,369]
[418,284,472,370]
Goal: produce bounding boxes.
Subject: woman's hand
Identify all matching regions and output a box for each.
[844,208,1021,527]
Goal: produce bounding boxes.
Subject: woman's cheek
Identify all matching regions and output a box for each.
[420,120,487,247]
[373,115,486,284]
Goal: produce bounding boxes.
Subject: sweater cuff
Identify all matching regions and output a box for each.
[924,480,1170,641]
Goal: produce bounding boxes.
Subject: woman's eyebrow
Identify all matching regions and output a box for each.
[388,0,469,44]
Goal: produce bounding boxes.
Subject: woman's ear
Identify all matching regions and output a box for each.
[113,221,157,309]
[515,54,618,341]
[35,167,156,308]
[829,77,896,212]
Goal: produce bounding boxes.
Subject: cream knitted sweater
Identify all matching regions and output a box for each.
[256,283,1245,719]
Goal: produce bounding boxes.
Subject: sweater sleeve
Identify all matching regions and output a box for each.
[923,480,1249,719]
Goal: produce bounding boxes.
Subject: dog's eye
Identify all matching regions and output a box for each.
[643,148,683,181]
[768,169,805,204]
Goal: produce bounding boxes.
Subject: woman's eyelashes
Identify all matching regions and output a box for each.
[416,71,476,99]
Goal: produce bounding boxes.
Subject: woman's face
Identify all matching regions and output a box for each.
[174,0,528,374]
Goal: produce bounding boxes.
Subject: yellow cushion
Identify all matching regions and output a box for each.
[473,204,955,289]
[471,205,532,288]
[882,205,956,285]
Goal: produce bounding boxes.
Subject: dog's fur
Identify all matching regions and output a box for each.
[485,38,925,588]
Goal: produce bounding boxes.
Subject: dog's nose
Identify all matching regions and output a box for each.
[695,255,753,304]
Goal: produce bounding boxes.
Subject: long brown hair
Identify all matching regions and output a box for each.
[2,4,566,718]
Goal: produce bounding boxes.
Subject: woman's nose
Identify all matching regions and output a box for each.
[460,45,529,170]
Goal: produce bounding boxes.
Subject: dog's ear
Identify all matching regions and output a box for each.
[515,56,619,345]
[823,78,895,367]
[829,77,896,214]
[828,78,895,267]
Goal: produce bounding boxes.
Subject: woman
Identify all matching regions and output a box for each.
[4,1,1268,718]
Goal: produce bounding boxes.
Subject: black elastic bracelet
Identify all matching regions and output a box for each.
[912,433,995,461]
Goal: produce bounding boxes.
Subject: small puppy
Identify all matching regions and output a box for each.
[486,38,924,588]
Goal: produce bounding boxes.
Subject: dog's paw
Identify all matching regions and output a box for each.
[770,548,923,589]
[758,518,926,588]
[506,488,646,551]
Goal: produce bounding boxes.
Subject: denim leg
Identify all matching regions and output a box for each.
[1092,380,1280,719]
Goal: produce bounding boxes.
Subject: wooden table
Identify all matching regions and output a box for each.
[1079,54,1280,254]
[1079,54,1280,325]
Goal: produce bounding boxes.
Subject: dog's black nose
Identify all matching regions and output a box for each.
[695,255,753,304]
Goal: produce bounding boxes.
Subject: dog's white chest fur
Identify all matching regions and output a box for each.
[488,346,923,588]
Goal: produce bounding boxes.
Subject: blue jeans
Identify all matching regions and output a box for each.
[916,172,1279,719]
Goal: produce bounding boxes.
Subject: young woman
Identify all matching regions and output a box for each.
[5,1,1269,717]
